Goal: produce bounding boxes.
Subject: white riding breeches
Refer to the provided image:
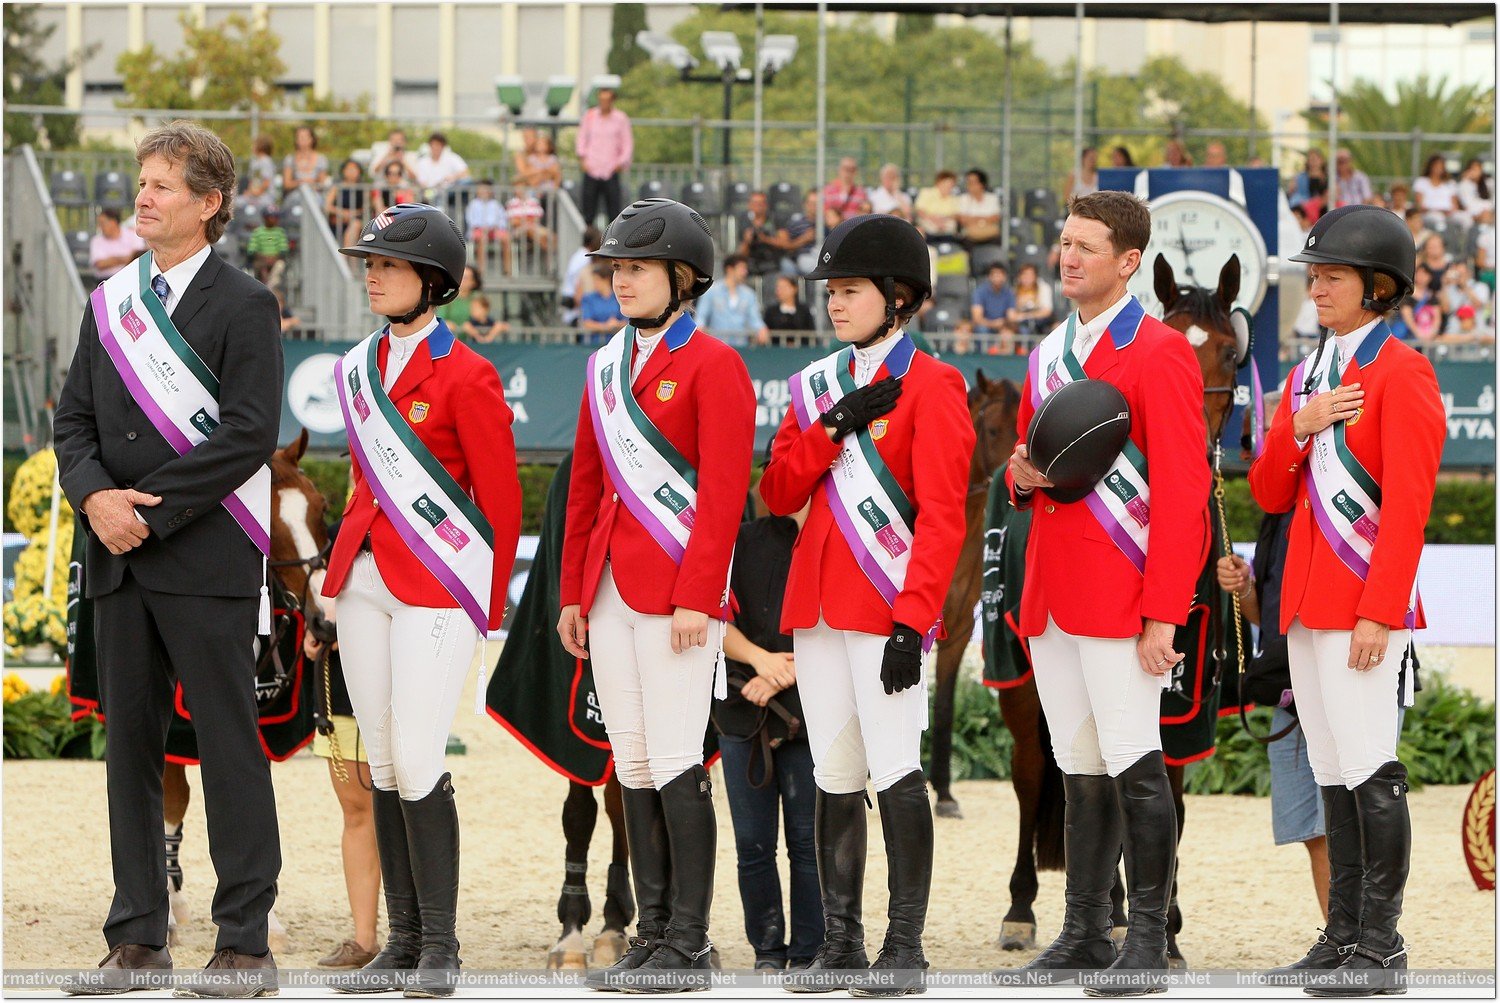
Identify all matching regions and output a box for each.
[1286,620,1410,789]
[335,552,479,799]
[792,619,926,796]
[1029,616,1168,777]
[588,564,717,791]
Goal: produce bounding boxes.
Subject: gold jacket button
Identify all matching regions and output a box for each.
[1045,504,1056,514]
[613,492,619,502]
[1304,498,1310,509]
[372,498,379,509]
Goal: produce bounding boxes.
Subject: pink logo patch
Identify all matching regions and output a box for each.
[874,525,908,559]
[435,519,470,552]
[121,309,148,342]
[677,505,696,530]
[352,392,371,422]
[1124,497,1151,528]
[1353,515,1379,545]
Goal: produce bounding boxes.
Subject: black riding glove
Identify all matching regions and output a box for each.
[880,622,924,695]
[820,378,902,441]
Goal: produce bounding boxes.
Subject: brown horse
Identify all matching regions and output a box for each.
[163,429,332,951]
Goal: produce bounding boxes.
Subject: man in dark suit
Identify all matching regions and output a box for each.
[55,121,284,998]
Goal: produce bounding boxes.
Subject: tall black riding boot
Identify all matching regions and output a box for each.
[1012,773,1122,976]
[1306,762,1411,999]
[1268,785,1363,985]
[785,789,870,994]
[1085,753,1176,998]
[402,774,461,999]
[849,771,932,999]
[331,787,422,994]
[586,785,672,992]
[625,765,717,994]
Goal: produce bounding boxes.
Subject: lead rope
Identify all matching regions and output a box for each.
[1215,444,1298,745]
[321,645,349,786]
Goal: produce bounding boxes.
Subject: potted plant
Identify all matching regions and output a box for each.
[3,595,67,664]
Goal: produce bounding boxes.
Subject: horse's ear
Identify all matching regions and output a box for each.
[284,428,309,465]
[998,377,1022,405]
[975,368,991,391]
[1217,254,1241,308]
[1153,254,1178,312]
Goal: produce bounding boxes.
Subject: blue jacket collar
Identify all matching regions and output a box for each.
[428,319,456,360]
[663,311,698,351]
[1107,296,1146,350]
[1352,321,1393,369]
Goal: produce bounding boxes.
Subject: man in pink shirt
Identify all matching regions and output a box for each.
[821,157,871,227]
[575,87,633,228]
[88,209,146,278]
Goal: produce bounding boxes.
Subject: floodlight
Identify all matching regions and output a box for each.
[637,30,698,71]
[493,75,526,116]
[544,76,576,116]
[759,34,799,77]
[700,30,743,72]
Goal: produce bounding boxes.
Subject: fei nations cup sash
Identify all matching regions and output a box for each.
[1287,323,1419,633]
[787,333,936,652]
[334,324,495,636]
[1027,298,1151,575]
[90,253,272,557]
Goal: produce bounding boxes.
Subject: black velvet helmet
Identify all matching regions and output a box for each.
[339,202,467,306]
[589,198,716,299]
[806,213,933,305]
[1288,204,1415,312]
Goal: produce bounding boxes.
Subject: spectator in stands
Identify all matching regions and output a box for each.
[948,317,976,356]
[1065,147,1099,199]
[1289,148,1328,221]
[275,289,302,336]
[437,264,482,330]
[88,208,146,279]
[375,161,418,212]
[466,179,511,275]
[1203,141,1229,168]
[576,87,633,228]
[560,225,603,326]
[529,133,563,199]
[971,262,1017,352]
[461,292,509,344]
[414,132,469,195]
[1404,206,1433,250]
[915,169,961,239]
[1439,262,1490,331]
[762,274,814,340]
[1413,154,1458,229]
[244,135,279,211]
[1387,183,1412,215]
[1415,231,1450,292]
[281,125,329,202]
[869,163,914,221]
[1007,261,1054,338]
[1109,146,1136,168]
[1455,157,1492,227]
[821,157,870,227]
[1331,147,1372,208]
[326,158,371,248]
[505,185,553,264]
[578,263,626,343]
[1163,139,1193,167]
[1475,208,1495,288]
[369,128,418,182]
[247,206,290,291]
[695,253,768,347]
[738,190,785,277]
[957,168,1001,245]
[513,127,541,186]
[779,191,821,275]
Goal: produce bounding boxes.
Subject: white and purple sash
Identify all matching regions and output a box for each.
[1027,298,1150,574]
[90,253,271,555]
[1288,322,1420,633]
[787,332,937,652]
[334,324,495,636]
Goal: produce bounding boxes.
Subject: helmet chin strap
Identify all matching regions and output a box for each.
[629,265,681,332]
[386,271,436,327]
[854,277,901,350]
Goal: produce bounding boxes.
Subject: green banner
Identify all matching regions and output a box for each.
[277,340,1493,468]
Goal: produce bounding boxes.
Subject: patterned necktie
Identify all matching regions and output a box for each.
[151,273,170,306]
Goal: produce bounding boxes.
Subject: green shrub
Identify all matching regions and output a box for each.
[3,689,106,760]
[922,673,1015,781]
[1218,476,1495,546]
[299,459,556,534]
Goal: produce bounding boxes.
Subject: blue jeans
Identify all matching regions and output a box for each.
[717,735,824,966]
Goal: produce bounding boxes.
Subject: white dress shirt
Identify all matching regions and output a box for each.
[383,318,437,392]
[1071,291,1133,367]
[632,329,663,382]
[852,328,904,386]
[149,243,215,314]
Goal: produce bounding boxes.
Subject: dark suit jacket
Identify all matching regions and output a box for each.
[55,250,284,599]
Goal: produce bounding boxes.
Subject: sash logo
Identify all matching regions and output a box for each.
[189,408,219,437]
[413,493,471,552]
[409,401,430,424]
[654,483,696,529]
[810,371,835,411]
[858,496,908,559]
[870,419,889,441]
[656,380,677,403]
[118,295,148,342]
[601,362,618,414]
[1332,489,1379,544]
[1045,360,1064,393]
[1105,472,1151,527]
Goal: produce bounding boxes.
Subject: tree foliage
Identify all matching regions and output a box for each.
[1090,55,1269,167]
[1302,74,1495,185]
[3,4,91,151]
[607,4,649,79]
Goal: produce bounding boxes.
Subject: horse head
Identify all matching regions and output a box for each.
[970,369,1023,492]
[268,428,333,636]
[1154,253,1243,449]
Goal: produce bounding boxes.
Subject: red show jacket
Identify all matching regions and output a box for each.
[1248,324,1443,632]
[760,337,974,638]
[560,315,756,618]
[322,322,523,632]
[1005,300,1211,639]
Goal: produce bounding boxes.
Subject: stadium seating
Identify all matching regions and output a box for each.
[1024,187,1059,223]
[768,181,801,227]
[67,230,92,271]
[50,170,89,208]
[637,178,668,201]
[969,242,1008,277]
[679,179,723,218]
[725,180,752,218]
[94,170,132,211]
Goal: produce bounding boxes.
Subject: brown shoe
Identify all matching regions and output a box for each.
[172,948,277,999]
[62,944,173,996]
[318,940,379,971]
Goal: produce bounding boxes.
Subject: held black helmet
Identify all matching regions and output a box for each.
[807,214,933,343]
[340,203,468,324]
[589,198,716,328]
[1287,204,1415,312]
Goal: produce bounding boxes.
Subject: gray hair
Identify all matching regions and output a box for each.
[135,120,236,243]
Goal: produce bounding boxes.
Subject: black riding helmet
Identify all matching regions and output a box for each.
[807,214,933,344]
[589,198,716,328]
[340,203,467,324]
[1288,204,1415,313]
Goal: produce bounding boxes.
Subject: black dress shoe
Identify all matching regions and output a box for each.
[62,944,173,996]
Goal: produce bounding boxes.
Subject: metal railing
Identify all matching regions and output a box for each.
[293,185,369,342]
